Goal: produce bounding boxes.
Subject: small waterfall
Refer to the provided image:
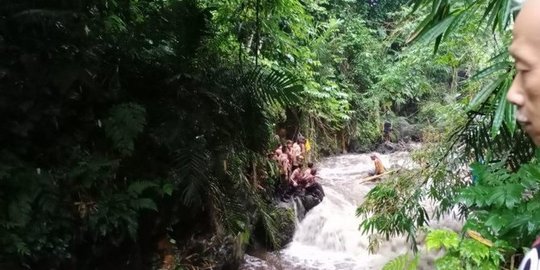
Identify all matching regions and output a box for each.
[292,197,305,225]
[241,149,462,270]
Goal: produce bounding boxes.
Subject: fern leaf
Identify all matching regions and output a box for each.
[104,103,146,156]
[130,198,158,211]
[175,147,211,208]
[383,253,419,270]
[127,181,158,196]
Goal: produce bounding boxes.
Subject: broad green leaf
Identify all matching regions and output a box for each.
[436,255,463,270]
[128,181,158,196]
[505,100,517,134]
[499,0,513,31]
[470,60,512,82]
[411,15,456,46]
[459,239,490,264]
[163,183,174,196]
[468,75,506,111]
[490,91,507,138]
[484,214,509,234]
[426,229,459,250]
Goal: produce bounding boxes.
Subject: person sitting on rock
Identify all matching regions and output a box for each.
[282,162,305,201]
[304,168,318,188]
[304,169,325,203]
[369,154,385,176]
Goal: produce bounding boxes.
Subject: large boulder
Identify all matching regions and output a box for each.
[301,183,325,212]
[251,183,326,252]
[252,205,296,251]
[375,141,414,154]
[394,117,422,142]
[172,234,245,270]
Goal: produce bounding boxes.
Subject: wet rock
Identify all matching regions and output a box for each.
[173,234,244,270]
[252,205,296,251]
[394,117,422,142]
[301,183,325,212]
[251,183,326,252]
[301,195,320,212]
[273,207,296,247]
[375,141,417,154]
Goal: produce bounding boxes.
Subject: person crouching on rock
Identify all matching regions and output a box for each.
[304,169,325,201]
[283,162,304,201]
[303,168,318,188]
[369,154,385,176]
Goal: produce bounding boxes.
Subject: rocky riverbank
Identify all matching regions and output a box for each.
[251,183,326,248]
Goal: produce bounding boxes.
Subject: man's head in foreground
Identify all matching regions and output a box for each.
[508,0,540,145]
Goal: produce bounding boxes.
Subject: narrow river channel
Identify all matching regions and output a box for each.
[241,149,463,269]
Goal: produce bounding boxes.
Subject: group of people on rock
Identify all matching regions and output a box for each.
[271,136,319,200]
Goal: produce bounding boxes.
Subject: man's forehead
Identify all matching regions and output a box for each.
[512,2,540,53]
[516,0,540,27]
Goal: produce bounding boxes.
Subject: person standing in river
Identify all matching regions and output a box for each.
[507,1,540,269]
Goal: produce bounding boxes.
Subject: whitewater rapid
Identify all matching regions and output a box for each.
[241,150,462,270]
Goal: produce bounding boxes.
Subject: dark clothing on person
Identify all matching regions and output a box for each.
[305,182,324,199]
[383,122,392,142]
[383,122,392,133]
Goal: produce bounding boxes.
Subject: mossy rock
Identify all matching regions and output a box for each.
[252,206,296,251]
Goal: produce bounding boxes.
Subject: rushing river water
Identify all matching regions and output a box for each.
[240,150,463,270]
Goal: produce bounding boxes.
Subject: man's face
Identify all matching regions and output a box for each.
[508,1,540,145]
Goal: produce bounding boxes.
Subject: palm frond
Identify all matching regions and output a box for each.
[242,67,303,107]
[173,146,212,208]
[409,0,518,51]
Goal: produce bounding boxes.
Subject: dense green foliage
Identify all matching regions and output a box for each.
[1,0,448,268]
[382,253,419,270]
[362,0,540,268]
[4,0,536,268]
[424,229,505,269]
[0,0,305,268]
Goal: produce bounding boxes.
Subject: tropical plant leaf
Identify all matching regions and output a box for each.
[127,181,158,196]
[174,147,211,208]
[383,253,419,270]
[468,75,506,111]
[104,103,147,156]
[491,91,507,137]
[410,14,455,47]
[426,229,459,250]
